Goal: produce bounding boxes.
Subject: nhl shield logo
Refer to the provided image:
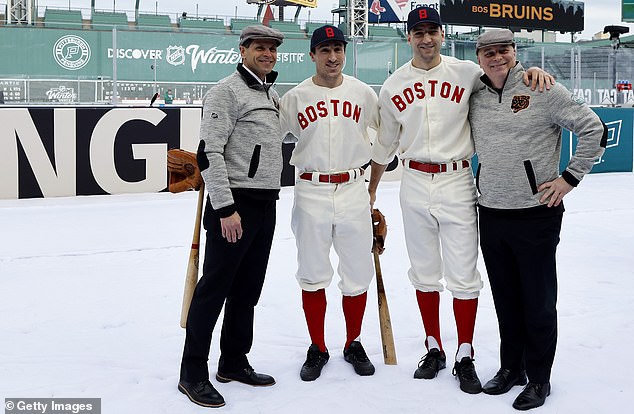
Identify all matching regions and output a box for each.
[166,45,185,66]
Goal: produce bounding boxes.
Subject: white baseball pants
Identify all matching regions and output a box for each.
[399,166,482,299]
[292,177,374,296]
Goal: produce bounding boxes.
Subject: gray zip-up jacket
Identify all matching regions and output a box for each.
[469,62,607,210]
[197,64,283,216]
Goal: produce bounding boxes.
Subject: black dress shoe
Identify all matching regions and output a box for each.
[216,367,276,387]
[483,368,527,395]
[512,382,551,411]
[178,380,225,408]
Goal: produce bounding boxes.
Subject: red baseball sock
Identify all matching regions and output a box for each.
[302,289,327,352]
[415,290,443,350]
[453,297,478,353]
[342,292,367,349]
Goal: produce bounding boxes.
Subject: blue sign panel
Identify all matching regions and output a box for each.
[560,108,634,174]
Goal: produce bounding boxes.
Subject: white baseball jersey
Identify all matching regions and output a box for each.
[372,56,482,165]
[280,74,380,172]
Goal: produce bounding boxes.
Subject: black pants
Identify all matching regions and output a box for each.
[180,195,276,382]
[479,208,562,384]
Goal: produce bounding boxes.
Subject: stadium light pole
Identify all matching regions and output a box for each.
[112,27,119,105]
[151,57,157,96]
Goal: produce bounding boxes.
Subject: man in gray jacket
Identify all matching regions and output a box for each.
[469,29,607,411]
[178,25,284,408]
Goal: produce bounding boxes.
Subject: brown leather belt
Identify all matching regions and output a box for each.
[299,169,364,183]
[405,159,470,174]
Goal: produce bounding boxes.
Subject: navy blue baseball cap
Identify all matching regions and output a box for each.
[310,25,347,50]
[407,7,442,32]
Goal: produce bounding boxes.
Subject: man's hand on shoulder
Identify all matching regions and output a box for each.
[524,67,556,92]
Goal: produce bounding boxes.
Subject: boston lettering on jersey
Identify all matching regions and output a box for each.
[298,99,362,129]
[390,80,466,112]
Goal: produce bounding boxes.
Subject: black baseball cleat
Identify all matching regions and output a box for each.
[512,382,551,411]
[178,380,225,408]
[300,344,330,381]
[343,341,375,376]
[452,357,483,394]
[216,367,275,387]
[414,348,446,379]
[483,368,527,395]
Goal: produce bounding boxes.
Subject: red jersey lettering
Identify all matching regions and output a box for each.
[451,86,465,103]
[343,101,352,118]
[298,113,308,129]
[316,101,328,117]
[331,99,340,116]
[429,80,438,96]
[297,99,364,127]
[391,95,406,112]
[403,87,415,104]
[353,106,361,123]
[306,105,318,122]
[440,82,451,98]
[390,79,468,111]
[414,82,425,99]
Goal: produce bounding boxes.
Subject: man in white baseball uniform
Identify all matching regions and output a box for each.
[368,7,553,394]
[280,25,380,382]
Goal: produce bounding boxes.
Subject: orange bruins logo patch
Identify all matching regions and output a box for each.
[511,95,530,113]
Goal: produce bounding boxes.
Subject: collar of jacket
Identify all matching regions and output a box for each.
[237,63,279,90]
[480,61,524,92]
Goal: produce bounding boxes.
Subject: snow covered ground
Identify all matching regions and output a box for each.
[1,172,633,413]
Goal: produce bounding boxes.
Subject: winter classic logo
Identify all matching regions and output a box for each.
[46,86,77,103]
[53,35,91,70]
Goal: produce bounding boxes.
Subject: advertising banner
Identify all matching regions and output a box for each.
[439,0,584,32]
[0,107,295,199]
[0,27,312,83]
[369,1,439,23]
[281,0,318,7]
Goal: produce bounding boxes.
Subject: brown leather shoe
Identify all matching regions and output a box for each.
[178,380,225,408]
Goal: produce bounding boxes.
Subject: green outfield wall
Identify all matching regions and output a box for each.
[0,26,410,85]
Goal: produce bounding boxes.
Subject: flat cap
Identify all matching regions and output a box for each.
[476,29,515,52]
[240,25,284,46]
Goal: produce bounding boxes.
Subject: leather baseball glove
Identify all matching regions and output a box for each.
[167,148,203,193]
[372,208,387,255]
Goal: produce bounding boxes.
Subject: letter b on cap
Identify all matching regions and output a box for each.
[419,9,428,19]
[325,27,335,38]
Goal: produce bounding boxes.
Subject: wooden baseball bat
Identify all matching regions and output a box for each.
[180,186,205,328]
[373,245,397,365]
